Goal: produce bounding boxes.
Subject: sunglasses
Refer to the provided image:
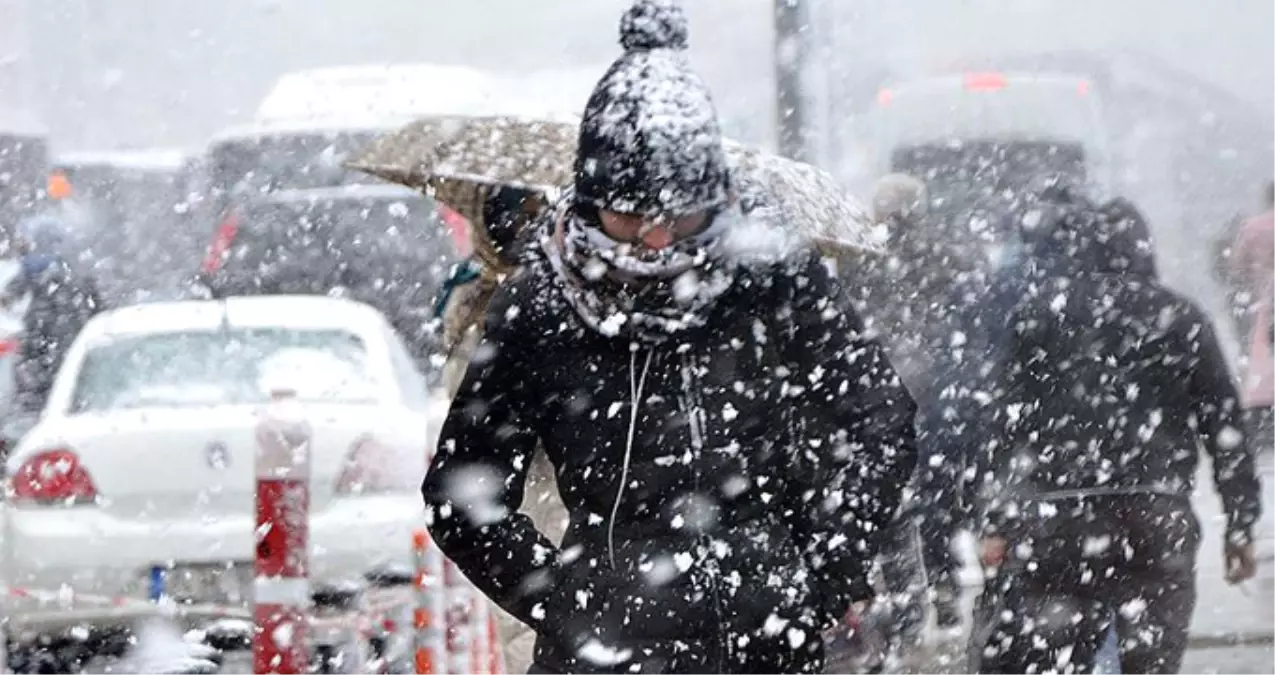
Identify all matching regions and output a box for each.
[596,209,717,246]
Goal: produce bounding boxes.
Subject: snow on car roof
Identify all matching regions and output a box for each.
[255,183,424,205]
[254,63,506,122]
[53,148,194,172]
[239,63,593,140]
[882,71,1095,91]
[79,296,388,344]
[209,117,411,144]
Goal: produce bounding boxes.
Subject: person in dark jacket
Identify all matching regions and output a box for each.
[964,190,1262,674]
[420,2,918,673]
[856,173,1003,632]
[0,214,105,414]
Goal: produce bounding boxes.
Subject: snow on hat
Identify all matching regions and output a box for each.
[573,0,731,218]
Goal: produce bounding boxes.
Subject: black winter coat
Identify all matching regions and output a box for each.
[421,252,918,674]
[969,206,1261,545]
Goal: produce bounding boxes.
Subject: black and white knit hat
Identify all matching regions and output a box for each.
[572,0,732,218]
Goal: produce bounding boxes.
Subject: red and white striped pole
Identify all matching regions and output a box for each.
[488,612,506,675]
[443,560,474,675]
[469,593,490,675]
[412,529,445,674]
[254,390,312,674]
[1,495,10,675]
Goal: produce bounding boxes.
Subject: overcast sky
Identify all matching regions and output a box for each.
[2,0,1268,152]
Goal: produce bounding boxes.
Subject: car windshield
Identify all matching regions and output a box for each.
[224,193,449,289]
[891,140,1088,209]
[69,328,379,413]
[209,130,385,199]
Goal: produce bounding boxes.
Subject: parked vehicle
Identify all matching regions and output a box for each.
[3,295,447,605]
[196,184,459,379]
[0,126,50,253]
[868,71,1115,199]
[48,148,204,303]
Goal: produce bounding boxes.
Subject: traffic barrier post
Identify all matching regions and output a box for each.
[412,529,445,674]
[2,473,12,675]
[469,593,489,675]
[442,560,473,675]
[253,392,312,674]
[488,611,506,674]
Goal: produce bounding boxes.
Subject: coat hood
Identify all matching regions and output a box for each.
[1021,188,1158,279]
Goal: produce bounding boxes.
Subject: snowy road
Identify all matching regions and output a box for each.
[1180,644,1275,674]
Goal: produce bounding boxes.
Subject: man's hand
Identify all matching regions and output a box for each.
[979,536,1007,567]
[1225,541,1257,585]
[823,599,874,641]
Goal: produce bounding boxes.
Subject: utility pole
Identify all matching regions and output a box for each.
[773,0,809,163]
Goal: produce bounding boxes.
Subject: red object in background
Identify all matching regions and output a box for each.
[8,449,98,505]
[437,204,472,257]
[254,395,312,674]
[0,338,18,357]
[963,71,1008,91]
[201,211,241,275]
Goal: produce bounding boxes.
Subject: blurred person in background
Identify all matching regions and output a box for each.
[851,172,976,632]
[965,188,1260,674]
[0,213,105,415]
[1229,181,1274,445]
[421,1,917,672]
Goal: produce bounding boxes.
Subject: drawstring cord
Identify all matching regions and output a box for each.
[608,347,654,570]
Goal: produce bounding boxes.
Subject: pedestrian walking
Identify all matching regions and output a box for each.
[421,2,918,671]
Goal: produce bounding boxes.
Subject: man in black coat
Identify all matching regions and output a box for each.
[420,2,918,673]
[965,191,1262,674]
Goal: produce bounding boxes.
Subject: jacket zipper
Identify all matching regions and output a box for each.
[679,352,730,671]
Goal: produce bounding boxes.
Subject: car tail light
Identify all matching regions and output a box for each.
[437,204,473,257]
[335,437,414,496]
[964,72,1007,91]
[8,449,99,506]
[200,211,241,275]
[1076,79,1092,96]
[876,88,893,106]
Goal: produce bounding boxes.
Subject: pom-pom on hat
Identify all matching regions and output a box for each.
[573,0,731,219]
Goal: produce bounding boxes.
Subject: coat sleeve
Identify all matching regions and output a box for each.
[1184,307,1262,546]
[779,255,919,618]
[420,279,564,632]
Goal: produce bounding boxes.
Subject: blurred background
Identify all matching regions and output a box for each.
[4,0,1264,335]
[0,3,1269,672]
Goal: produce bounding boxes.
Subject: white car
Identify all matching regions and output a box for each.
[3,295,447,607]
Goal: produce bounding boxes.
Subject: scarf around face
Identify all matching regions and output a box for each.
[543,193,739,343]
